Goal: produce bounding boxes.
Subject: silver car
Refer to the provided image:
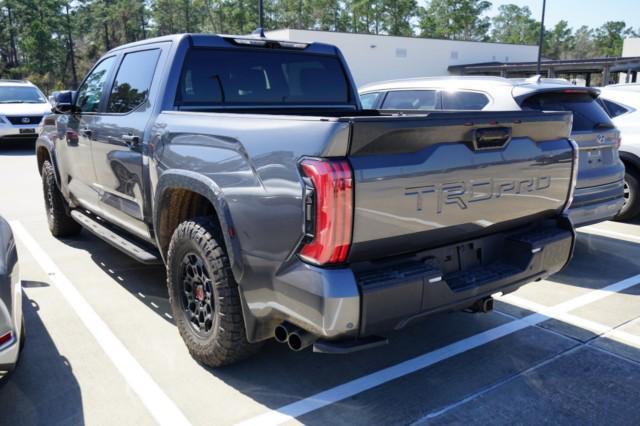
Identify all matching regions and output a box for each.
[360,76,625,227]
[0,80,51,144]
[0,215,23,377]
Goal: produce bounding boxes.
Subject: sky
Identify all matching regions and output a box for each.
[485,0,640,30]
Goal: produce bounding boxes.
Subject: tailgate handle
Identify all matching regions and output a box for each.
[473,127,512,150]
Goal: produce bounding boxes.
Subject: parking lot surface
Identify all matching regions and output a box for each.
[1,141,640,425]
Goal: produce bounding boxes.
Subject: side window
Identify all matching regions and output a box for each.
[442,91,489,110]
[381,90,438,110]
[76,56,116,113]
[107,49,161,113]
[602,99,629,118]
[360,92,381,109]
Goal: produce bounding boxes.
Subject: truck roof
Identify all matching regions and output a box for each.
[106,33,340,56]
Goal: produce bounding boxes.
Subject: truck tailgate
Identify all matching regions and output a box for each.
[345,111,575,261]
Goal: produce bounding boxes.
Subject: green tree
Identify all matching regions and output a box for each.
[419,0,491,41]
[491,4,538,45]
[544,20,574,59]
[594,21,636,57]
[383,0,417,36]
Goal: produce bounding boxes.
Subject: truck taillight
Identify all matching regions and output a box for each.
[299,158,353,265]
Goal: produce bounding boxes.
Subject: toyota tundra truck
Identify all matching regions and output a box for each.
[36,33,578,366]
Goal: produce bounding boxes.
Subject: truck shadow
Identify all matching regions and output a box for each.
[53,227,640,422]
[0,289,84,426]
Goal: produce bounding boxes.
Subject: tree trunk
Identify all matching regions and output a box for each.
[65,3,78,88]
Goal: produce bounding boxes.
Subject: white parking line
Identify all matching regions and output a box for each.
[237,274,640,426]
[579,226,640,244]
[501,294,640,348]
[10,221,191,426]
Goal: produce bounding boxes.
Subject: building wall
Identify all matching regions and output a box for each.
[622,38,640,57]
[266,29,539,87]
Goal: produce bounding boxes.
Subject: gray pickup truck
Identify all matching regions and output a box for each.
[37,33,577,366]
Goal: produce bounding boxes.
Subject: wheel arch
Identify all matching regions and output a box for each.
[620,151,640,177]
[35,139,61,186]
[153,170,244,282]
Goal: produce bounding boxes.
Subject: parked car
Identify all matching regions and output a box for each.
[0,215,23,378]
[0,80,51,144]
[360,76,625,227]
[597,84,640,220]
[38,34,577,367]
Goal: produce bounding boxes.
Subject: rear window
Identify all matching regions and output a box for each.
[177,48,351,106]
[522,92,613,132]
[381,90,438,110]
[601,98,629,118]
[441,90,489,110]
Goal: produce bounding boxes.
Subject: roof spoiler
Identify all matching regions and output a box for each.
[525,74,542,84]
[250,27,266,38]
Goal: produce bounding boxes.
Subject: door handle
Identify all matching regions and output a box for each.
[121,134,140,148]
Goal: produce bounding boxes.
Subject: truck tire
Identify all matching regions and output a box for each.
[41,160,81,237]
[166,217,261,367]
[615,170,640,221]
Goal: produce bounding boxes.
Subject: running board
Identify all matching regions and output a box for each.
[70,210,161,265]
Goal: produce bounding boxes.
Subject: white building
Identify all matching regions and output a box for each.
[266,29,539,87]
[623,37,640,57]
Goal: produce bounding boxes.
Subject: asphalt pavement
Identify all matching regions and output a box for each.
[1,141,639,426]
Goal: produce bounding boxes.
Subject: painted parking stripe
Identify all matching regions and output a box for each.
[237,274,640,426]
[10,221,191,426]
[501,294,640,348]
[579,227,640,244]
[414,297,640,422]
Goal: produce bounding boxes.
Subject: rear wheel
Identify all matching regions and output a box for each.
[615,170,640,221]
[41,160,81,237]
[166,217,261,367]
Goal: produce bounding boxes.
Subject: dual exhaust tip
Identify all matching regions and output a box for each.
[274,323,317,351]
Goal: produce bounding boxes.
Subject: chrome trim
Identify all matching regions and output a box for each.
[562,137,580,215]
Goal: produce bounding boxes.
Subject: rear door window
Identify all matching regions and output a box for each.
[522,92,614,132]
[107,49,161,113]
[441,90,489,110]
[177,48,351,106]
[381,90,438,110]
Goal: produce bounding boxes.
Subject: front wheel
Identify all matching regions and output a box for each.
[41,160,81,237]
[615,170,640,221]
[166,217,261,367]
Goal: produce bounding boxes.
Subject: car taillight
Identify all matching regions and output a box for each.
[299,158,353,265]
[0,331,12,346]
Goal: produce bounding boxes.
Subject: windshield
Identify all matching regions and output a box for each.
[177,48,352,106]
[0,86,47,104]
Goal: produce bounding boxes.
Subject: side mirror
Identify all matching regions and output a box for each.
[52,90,77,114]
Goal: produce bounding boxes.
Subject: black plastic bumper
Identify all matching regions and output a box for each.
[354,218,575,336]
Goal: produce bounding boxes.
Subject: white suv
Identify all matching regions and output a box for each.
[597,84,640,220]
[360,76,625,227]
[0,80,51,144]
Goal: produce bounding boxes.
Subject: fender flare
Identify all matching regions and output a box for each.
[153,170,244,282]
[35,137,62,187]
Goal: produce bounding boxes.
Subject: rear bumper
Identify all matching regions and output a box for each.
[567,180,624,227]
[262,217,574,341]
